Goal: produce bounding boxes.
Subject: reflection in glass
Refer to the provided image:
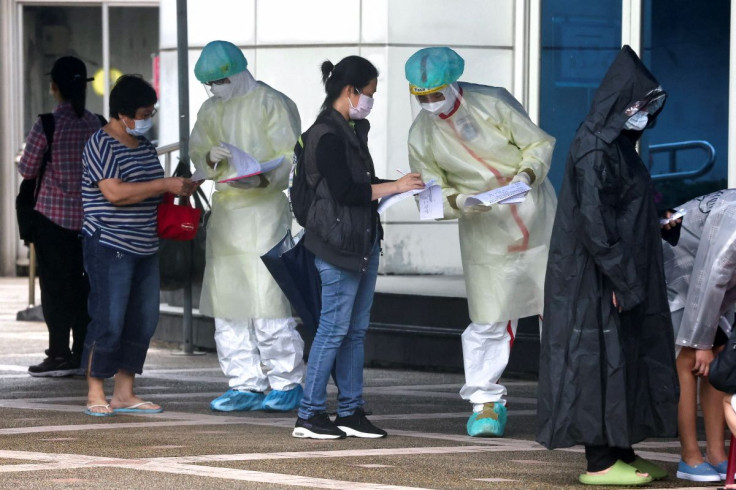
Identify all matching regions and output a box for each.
[23,7,102,134]
[641,0,730,209]
[540,2,622,190]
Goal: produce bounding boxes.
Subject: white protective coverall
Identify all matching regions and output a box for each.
[662,190,736,352]
[190,81,305,392]
[408,82,556,406]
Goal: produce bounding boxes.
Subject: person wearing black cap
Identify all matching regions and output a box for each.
[18,56,104,377]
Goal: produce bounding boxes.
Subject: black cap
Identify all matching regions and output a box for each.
[49,56,94,85]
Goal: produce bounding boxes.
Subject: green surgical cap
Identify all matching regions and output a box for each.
[405,47,464,94]
[194,41,247,83]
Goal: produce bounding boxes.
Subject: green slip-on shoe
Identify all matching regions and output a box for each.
[579,460,654,486]
[630,456,667,480]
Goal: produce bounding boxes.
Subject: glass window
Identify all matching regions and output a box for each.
[540,2,622,190]
[641,0,730,209]
[23,7,103,134]
[109,7,160,143]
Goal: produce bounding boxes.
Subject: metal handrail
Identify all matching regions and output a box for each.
[156,142,180,176]
[648,140,716,182]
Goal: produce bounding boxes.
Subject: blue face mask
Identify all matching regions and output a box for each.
[124,117,153,136]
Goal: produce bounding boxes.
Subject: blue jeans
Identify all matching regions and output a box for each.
[298,240,380,419]
[82,231,160,379]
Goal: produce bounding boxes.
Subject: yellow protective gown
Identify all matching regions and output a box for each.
[408,82,557,323]
[190,82,301,320]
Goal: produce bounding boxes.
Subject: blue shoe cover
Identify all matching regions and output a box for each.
[466,402,507,437]
[210,389,265,412]
[262,385,303,412]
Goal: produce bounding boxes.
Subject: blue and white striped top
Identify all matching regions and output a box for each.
[82,129,164,255]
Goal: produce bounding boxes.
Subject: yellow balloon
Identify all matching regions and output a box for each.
[92,68,123,96]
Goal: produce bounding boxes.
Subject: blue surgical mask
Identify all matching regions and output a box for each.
[124,117,153,136]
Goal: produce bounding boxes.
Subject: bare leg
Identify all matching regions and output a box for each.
[86,375,112,414]
[703,346,727,465]
[677,347,704,466]
[110,370,161,410]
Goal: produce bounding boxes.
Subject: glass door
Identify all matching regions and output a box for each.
[23,6,103,134]
[640,0,730,209]
[539,1,622,190]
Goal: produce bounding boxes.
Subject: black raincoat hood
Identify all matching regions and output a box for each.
[583,45,667,145]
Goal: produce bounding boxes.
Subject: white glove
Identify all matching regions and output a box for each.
[208,146,232,165]
[511,172,531,186]
[456,193,491,215]
[228,175,260,189]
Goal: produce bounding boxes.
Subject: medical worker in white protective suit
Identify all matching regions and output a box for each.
[405,47,557,437]
[190,40,305,412]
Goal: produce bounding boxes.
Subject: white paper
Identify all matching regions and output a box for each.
[659,209,687,225]
[464,181,531,207]
[377,179,436,215]
[419,185,444,220]
[191,168,208,181]
[217,142,284,183]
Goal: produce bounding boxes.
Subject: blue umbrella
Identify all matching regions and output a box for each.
[261,230,321,333]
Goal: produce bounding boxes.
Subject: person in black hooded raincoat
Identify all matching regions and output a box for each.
[537,45,679,486]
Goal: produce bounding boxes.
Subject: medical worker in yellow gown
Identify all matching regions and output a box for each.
[190,40,305,412]
[406,47,556,437]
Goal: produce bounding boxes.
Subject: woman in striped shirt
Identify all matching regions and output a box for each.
[81,75,197,416]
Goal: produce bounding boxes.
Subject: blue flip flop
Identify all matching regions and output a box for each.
[112,401,163,414]
[84,404,114,417]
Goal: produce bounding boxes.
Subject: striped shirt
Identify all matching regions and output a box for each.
[82,130,164,255]
[18,103,103,230]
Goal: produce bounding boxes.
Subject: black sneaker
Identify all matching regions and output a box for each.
[335,408,387,438]
[292,412,346,439]
[28,357,83,377]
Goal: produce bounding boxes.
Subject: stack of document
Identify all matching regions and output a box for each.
[463,181,531,207]
[377,179,437,216]
[190,143,284,182]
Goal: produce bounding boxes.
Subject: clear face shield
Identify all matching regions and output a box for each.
[410,83,484,142]
[623,85,667,130]
[202,70,258,102]
[410,83,462,119]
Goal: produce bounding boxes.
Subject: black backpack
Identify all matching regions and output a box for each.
[289,123,331,227]
[16,114,55,244]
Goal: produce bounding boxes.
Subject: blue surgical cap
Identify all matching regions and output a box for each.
[405,47,465,95]
[194,41,248,83]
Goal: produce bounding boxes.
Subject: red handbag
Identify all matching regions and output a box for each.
[157,193,201,241]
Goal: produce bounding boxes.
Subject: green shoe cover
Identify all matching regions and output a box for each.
[578,460,654,486]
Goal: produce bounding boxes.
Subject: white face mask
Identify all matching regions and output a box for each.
[124,117,153,136]
[348,93,374,120]
[420,99,453,115]
[210,82,236,101]
[418,84,458,115]
[624,111,649,131]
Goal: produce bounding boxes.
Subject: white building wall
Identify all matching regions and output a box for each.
[158,0,522,276]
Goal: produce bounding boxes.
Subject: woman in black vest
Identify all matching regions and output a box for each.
[292,56,424,439]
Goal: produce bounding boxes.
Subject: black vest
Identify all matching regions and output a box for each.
[303,109,382,272]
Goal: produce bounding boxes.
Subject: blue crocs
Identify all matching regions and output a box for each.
[709,460,728,480]
[675,460,722,482]
[210,389,265,412]
[466,402,507,437]
[262,385,303,412]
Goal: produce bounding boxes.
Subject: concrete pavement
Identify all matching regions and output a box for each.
[0,277,724,489]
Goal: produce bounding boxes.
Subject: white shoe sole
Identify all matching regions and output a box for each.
[292,427,344,439]
[337,425,387,438]
[675,470,722,482]
[28,369,82,378]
